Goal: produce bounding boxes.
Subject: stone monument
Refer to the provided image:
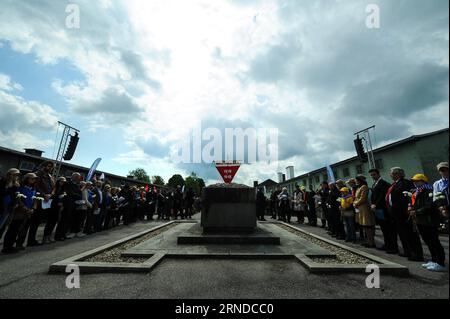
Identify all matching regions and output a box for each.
[177,183,280,245]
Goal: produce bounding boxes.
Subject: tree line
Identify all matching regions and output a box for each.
[128,168,205,194]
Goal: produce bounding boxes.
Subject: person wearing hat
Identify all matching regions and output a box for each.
[433,162,449,223]
[409,174,446,271]
[2,173,38,253]
[0,168,21,239]
[339,187,356,243]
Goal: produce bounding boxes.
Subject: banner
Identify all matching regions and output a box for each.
[86,158,102,182]
[326,165,336,184]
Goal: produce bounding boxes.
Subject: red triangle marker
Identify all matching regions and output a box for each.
[215,161,241,184]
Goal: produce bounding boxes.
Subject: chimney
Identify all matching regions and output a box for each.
[282,174,286,182]
[286,166,294,180]
[24,149,44,157]
[277,172,283,183]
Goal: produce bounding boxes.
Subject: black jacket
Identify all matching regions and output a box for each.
[371,178,391,210]
[413,187,440,227]
[64,181,82,210]
[388,178,415,221]
[256,190,266,208]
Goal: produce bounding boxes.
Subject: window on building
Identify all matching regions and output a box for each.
[356,164,363,174]
[19,161,36,172]
[308,178,313,186]
[375,158,384,169]
[315,176,320,183]
[343,167,350,177]
[333,170,338,179]
[302,180,307,186]
[323,174,328,182]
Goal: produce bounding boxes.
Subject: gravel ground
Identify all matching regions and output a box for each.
[278,224,374,264]
[84,223,176,263]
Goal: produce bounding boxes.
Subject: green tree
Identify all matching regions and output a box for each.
[167,174,185,188]
[151,175,165,186]
[184,172,205,195]
[129,168,150,183]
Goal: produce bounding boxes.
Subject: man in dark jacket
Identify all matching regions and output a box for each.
[184,188,195,219]
[271,188,281,219]
[256,188,267,221]
[55,173,82,240]
[319,182,330,229]
[386,167,423,261]
[146,189,156,220]
[369,168,394,252]
[307,186,317,226]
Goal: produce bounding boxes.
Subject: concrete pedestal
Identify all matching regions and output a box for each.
[200,186,257,234]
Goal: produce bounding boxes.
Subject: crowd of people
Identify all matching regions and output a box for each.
[260,162,449,272]
[1,159,448,272]
[0,161,200,254]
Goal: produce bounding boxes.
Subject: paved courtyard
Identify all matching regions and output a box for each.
[0,214,448,299]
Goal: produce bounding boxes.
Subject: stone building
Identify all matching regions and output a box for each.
[265,128,449,194]
[0,145,160,188]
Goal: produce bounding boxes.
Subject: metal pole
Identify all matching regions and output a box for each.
[354,125,376,136]
[366,129,376,169]
[52,122,80,179]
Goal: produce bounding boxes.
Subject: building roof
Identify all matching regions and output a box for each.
[259,179,278,187]
[279,127,449,184]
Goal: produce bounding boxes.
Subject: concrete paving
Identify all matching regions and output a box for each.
[124,222,334,257]
[0,214,448,299]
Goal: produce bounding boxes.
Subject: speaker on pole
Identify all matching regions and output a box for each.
[64,132,79,161]
[354,136,368,163]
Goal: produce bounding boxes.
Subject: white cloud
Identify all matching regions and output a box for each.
[0,73,23,92]
[0,0,448,184]
[0,75,58,150]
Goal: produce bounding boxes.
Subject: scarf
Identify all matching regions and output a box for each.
[411,183,433,206]
[385,181,397,208]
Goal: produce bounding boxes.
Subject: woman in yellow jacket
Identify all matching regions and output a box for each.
[353,175,376,248]
[339,187,356,242]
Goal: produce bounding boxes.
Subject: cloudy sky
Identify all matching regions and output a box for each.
[0,0,448,185]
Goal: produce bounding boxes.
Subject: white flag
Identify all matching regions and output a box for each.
[326,165,336,184]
